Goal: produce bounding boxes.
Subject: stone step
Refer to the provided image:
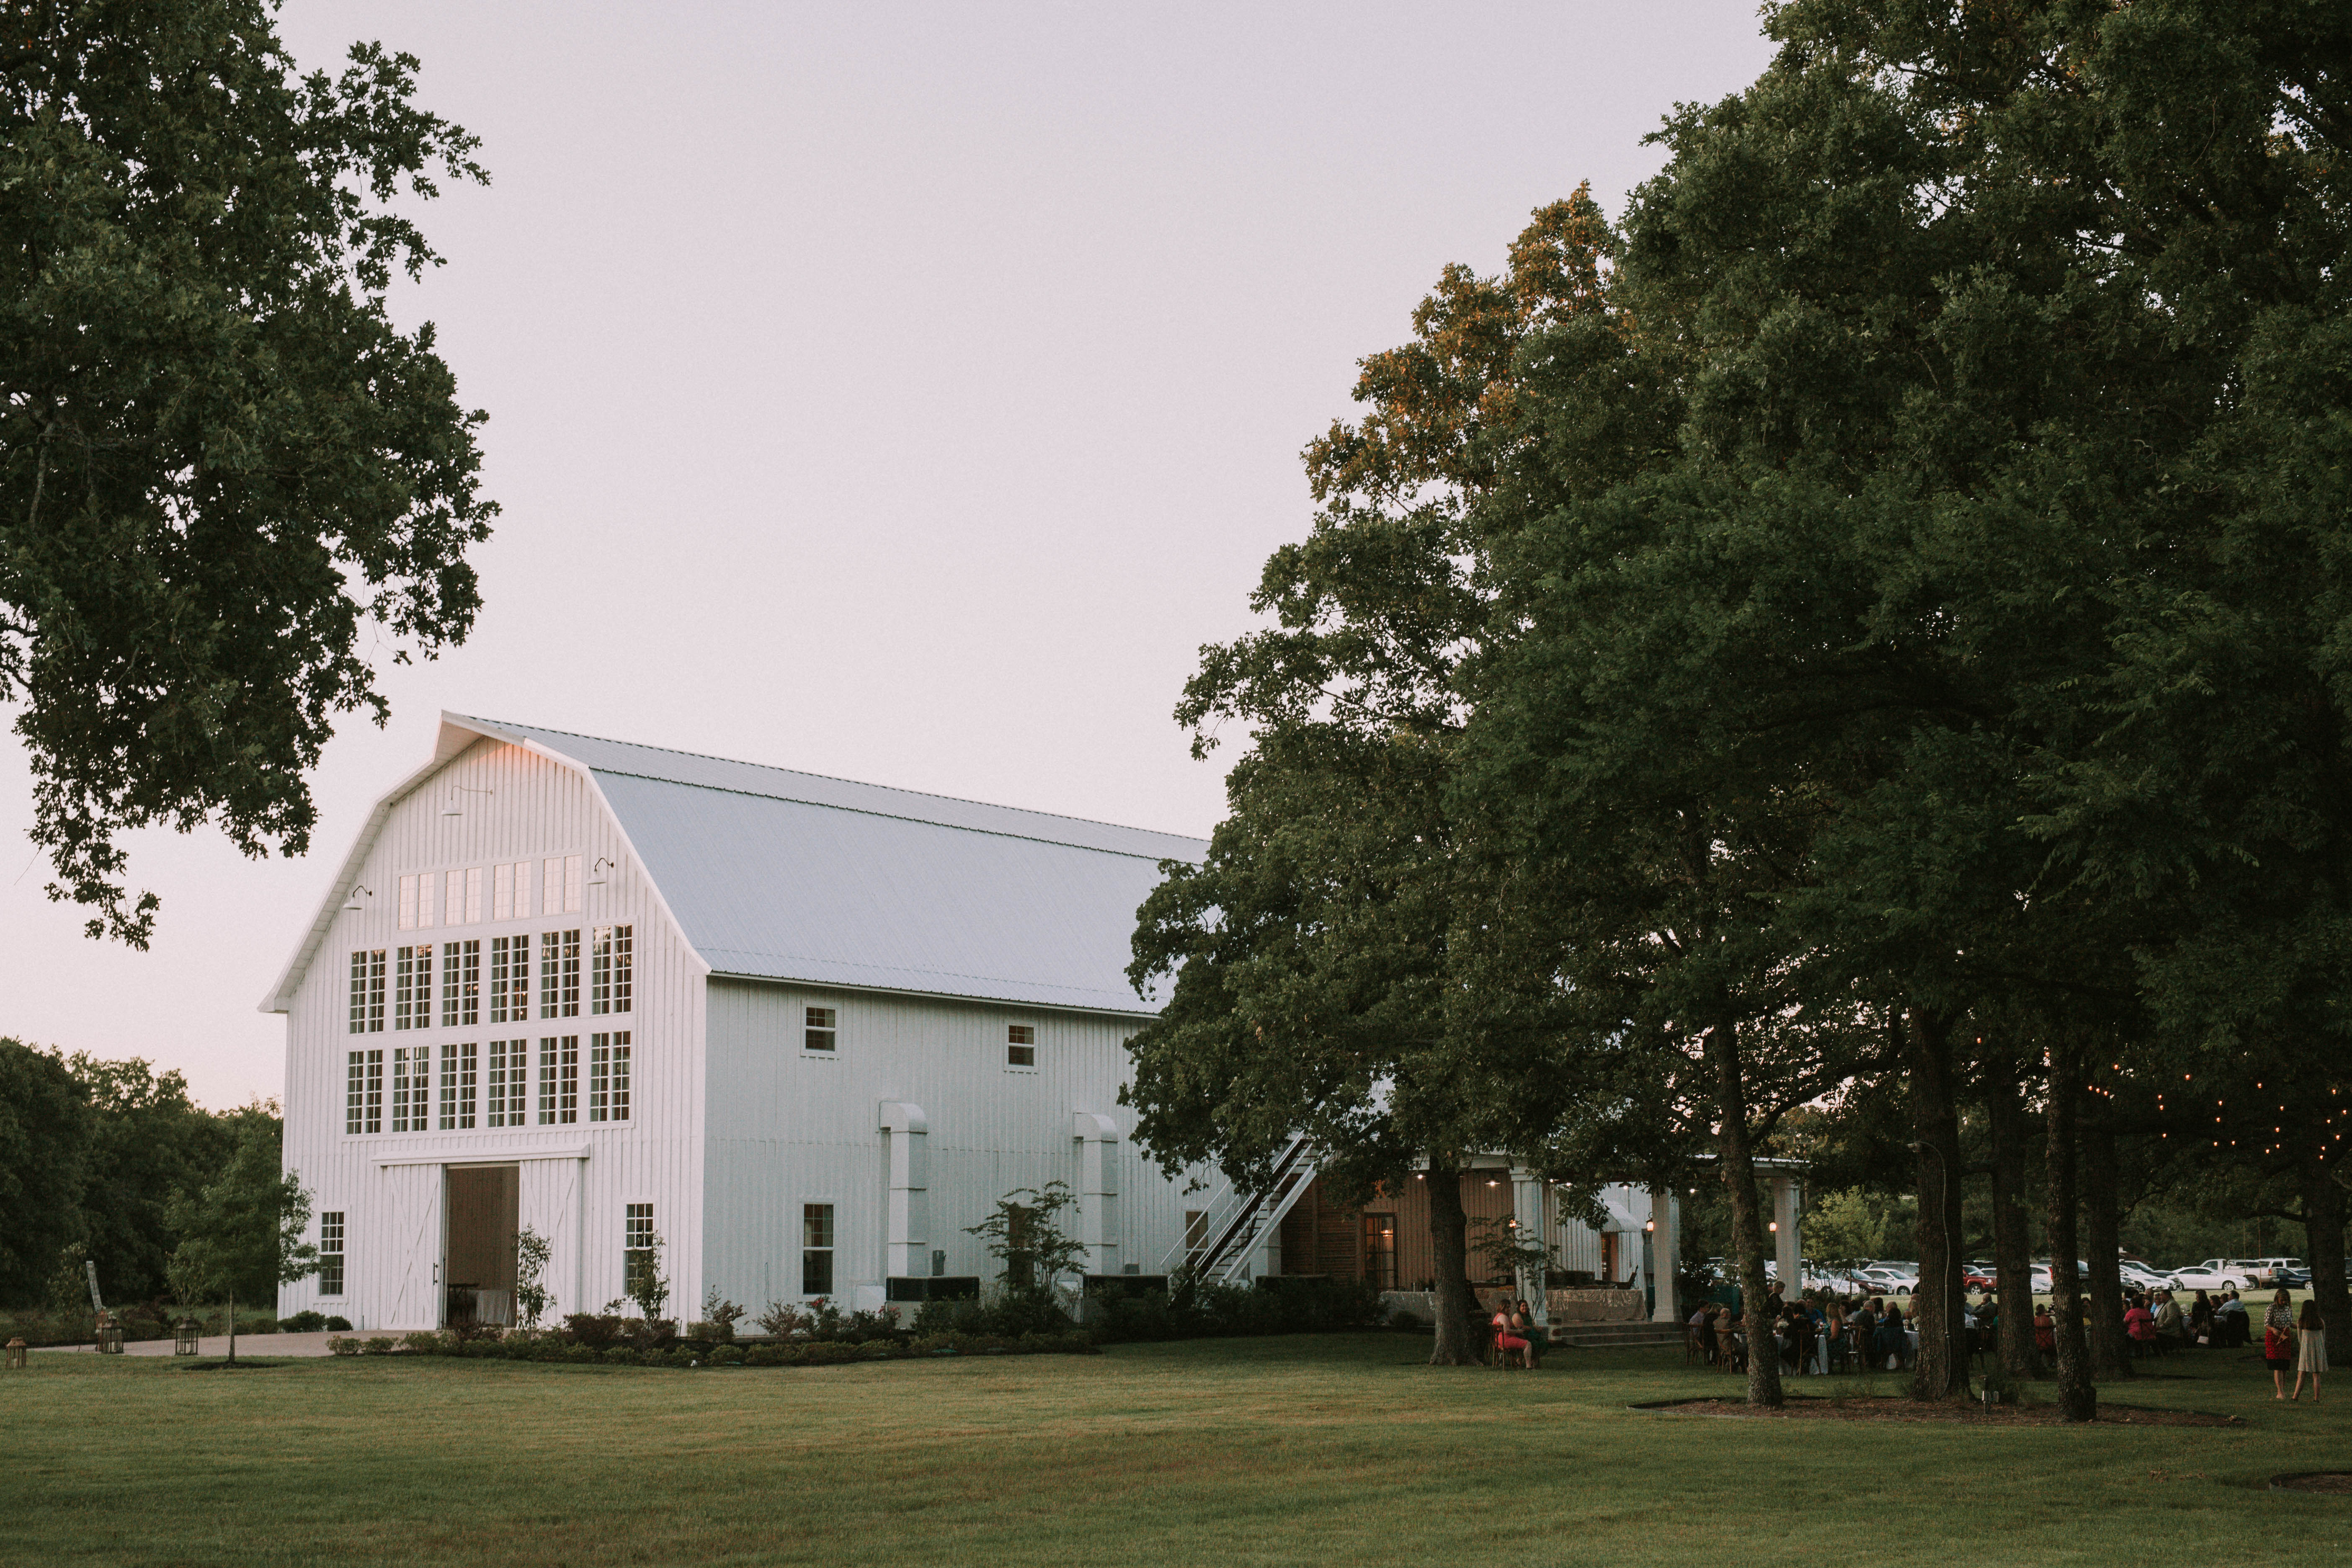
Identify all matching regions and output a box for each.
[1547,1322,1684,1349]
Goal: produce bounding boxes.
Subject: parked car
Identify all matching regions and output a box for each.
[1962,1266,1999,1290]
[2251,1258,2306,1288]
[2118,1263,2181,1293]
[1857,1264,1918,1297]
[2173,1259,2260,1291]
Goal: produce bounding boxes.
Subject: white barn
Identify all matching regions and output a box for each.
[265,713,1216,1330]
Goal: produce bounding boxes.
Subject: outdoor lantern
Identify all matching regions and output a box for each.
[95,1310,124,1355]
[174,1319,201,1356]
[4,1337,26,1371]
[1768,1221,1779,1232]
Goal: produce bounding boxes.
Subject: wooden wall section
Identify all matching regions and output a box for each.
[1278,1172,1517,1289]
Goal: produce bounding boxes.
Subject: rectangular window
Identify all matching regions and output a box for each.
[540,930,580,1018]
[438,1041,478,1130]
[1184,1209,1208,1272]
[547,854,583,915]
[348,950,386,1034]
[1362,1213,1398,1290]
[392,944,432,1030]
[390,1046,431,1133]
[346,1050,383,1134]
[1007,1023,1036,1067]
[589,1032,632,1122]
[441,939,480,1026]
[446,870,464,932]
[805,1006,837,1052]
[487,1039,524,1127]
[624,1202,656,1301]
[488,935,527,1024]
[802,1204,834,1296]
[591,925,634,1014]
[538,1037,578,1124]
[398,874,418,931]
[465,865,483,924]
[318,1213,346,1297]
[418,868,436,929]
[493,861,514,922]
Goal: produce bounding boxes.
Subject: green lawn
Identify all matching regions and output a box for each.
[4,1336,2347,1566]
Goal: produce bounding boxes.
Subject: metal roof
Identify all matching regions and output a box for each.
[265,714,1206,1017]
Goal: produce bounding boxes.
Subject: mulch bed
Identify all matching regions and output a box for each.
[2271,1473,2352,1493]
[1635,1395,2241,1427]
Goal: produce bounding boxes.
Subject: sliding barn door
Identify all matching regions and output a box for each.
[383,1163,445,1329]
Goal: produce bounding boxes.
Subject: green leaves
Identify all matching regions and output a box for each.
[2,1,494,943]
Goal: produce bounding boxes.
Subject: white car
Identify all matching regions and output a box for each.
[2174,1258,2260,1291]
[2118,1263,2180,1293]
[1857,1265,1917,1297]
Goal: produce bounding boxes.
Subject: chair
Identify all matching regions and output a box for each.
[1685,1324,1709,1366]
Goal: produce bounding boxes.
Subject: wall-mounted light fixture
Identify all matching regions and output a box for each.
[340,885,374,912]
[586,854,617,888]
[441,784,495,818]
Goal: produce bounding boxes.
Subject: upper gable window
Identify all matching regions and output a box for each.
[1007,1024,1037,1068]
[805,1006,837,1052]
[545,854,583,915]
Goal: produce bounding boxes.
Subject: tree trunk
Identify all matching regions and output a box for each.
[1704,1020,1782,1407]
[2300,1147,2349,1341]
[2044,1042,2096,1421]
[2081,1114,2132,1380]
[1986,1050,2037,1385]
[1424,1157,1483,1366]
[1904,1008,1968,1400]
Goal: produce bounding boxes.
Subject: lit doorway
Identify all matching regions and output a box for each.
[444,1164,519,1327]
[1362,1214,1397,1290]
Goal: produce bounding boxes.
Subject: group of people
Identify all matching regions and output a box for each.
[1687,1289,1918,1375]
[1487,1296,1544,1369]
[1681,1281,2329,1397]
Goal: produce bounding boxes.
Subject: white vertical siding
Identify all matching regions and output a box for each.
[277,738,706,1328]
[701,978,1207,1313]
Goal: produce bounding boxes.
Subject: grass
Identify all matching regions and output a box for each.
[4,1335,2349,1566]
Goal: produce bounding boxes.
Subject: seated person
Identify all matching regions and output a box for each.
[2033,1305,2057,1356]
[2153,1292,2184,1345]
[2123,1296,2157,1354]
[1872,1308,1911,1370]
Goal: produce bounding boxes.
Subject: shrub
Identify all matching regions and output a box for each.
[359,1336,397,1355]
[326,1336,359,1356]
[400,1331,442,1355]
[281,1310,329,1333]
[325,1315,352,1332]
[563,1313,625,1349]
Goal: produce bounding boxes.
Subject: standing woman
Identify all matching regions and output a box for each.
[2295,1299,2327,1402]
[2264,1289,2299,1399]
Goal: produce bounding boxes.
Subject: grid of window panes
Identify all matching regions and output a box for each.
[441,939,480,1027]
[390,1047,431,1132]
[486,1039,522,1127]
[591,925,632,1015]
[438,1040,478,1130]
[348,950,385,1034]
[802,1204,834,1296]
[805,1006,836,1052]
[541,930,580,1019]
[1007,1024,1036,1067]
[538,1036,578,1124]
[318,1212,345,1296]
[346,1050,383,1134]
[489,936,526,1023]
[392,945,432,1030]
[590,1032,631,1122]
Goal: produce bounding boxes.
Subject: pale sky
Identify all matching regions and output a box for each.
[0,1,1779,1108]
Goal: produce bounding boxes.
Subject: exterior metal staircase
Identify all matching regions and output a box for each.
[1162,1135,1319,1286]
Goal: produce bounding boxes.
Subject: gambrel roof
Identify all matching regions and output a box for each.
[263,713,1206,1018]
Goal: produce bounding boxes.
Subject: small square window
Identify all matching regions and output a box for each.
[1006,1024,1036,1068]
[805,1006,837,1052]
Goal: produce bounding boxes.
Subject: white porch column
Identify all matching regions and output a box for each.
[878,1102,929,1278]
[1650,1185,1681,1322]
[1073,1113,1121,1277]
[1771,1173,1801,1296]
[1510,1166,1548,1324]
